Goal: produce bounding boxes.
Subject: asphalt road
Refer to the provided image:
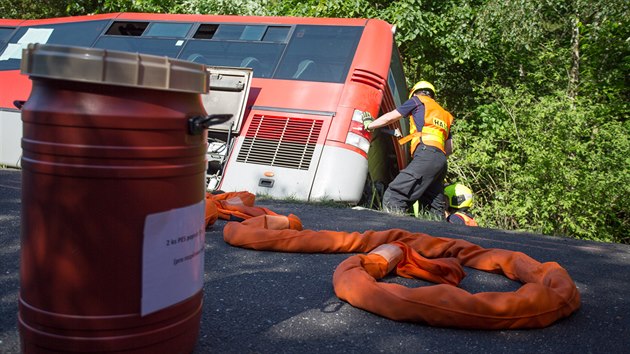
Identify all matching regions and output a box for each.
[1,167,629,353]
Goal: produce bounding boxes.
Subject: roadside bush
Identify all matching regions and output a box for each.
[450,86,629,243]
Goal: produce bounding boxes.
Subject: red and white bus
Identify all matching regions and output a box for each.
[0,13,410,204]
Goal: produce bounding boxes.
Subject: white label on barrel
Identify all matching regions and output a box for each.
[141,200,205,316]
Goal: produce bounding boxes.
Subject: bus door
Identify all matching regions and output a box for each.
[202,66,253,190]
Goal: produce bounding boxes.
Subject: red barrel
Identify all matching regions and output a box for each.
[19,44,209,353]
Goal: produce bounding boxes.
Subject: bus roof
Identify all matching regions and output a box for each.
[9,12,392,29]
[0,19,26,26]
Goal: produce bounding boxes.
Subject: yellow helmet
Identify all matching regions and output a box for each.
[444,183,473,209]
[409,81,436,99]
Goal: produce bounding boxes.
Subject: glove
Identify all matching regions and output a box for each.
[361,111,374,131]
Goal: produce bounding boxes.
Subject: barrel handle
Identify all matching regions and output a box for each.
[188,114,233,135]
[14,100,25,110]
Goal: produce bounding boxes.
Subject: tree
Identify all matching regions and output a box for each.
[442,0,629,243]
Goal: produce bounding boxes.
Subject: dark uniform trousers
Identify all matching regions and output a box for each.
[383,144,447,218]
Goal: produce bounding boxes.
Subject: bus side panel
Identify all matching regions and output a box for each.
[0,71,29,167]
[336,19,393,116]
[309,143,367,203]
[0,71,31,110]
[0,110,22,167]
[351,19,393,78]
[311,20,394,201]
[218,136,325,200]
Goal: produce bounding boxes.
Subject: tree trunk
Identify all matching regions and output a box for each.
[568,16,580,101]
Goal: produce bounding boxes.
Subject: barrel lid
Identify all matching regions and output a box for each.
[20,43,208,94]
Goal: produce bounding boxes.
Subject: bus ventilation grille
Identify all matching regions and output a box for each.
[237,115,323,170]
[350,68,385,91]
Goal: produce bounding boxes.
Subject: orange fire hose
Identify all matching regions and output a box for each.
[205,191,278,227]
[208,199,580,329]
[206,198,580,329]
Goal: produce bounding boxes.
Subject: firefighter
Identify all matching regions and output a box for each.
[363,81,453,218]
[444,183,478,226]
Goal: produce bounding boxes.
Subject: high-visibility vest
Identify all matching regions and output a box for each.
[449,211,478,226]
[398,96,453,154]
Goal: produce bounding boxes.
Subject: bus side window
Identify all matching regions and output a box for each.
[187,53,208,64]
[241,56,262,72]
[292,59,317,80]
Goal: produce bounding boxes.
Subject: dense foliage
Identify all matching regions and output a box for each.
[1,0,627,243]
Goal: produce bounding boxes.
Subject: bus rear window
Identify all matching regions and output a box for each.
[274,25,363,83]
